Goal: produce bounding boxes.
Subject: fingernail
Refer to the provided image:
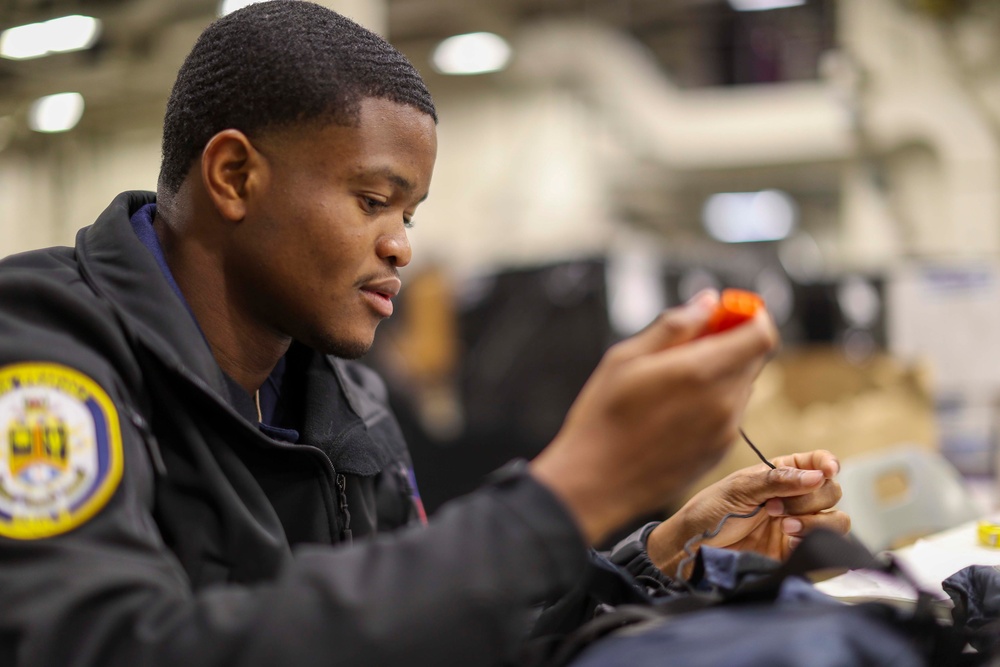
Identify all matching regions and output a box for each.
[782,518,803,534]
[765,499,784,516]
[688,289,719,313]
[788,536,802,549]
[801,470,823,485]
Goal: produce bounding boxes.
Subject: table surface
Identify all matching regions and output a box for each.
[814,520,1000,605]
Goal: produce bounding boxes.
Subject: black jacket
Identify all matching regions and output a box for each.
[0,191,590,667]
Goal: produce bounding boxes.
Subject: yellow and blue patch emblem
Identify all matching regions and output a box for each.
[0,363,123,539]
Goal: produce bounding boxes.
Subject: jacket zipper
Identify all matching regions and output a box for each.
[335,473,352,544]
[136,344,353,544]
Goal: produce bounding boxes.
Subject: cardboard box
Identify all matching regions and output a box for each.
[680,346,938,503]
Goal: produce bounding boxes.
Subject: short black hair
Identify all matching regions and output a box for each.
[158,0,437,195]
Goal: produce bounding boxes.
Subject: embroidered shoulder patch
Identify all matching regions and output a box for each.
[0,363,123,539]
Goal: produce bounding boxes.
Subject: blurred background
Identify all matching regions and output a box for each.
[2,0,1000,545]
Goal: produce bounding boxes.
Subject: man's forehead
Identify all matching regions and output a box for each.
[350,166,430,202]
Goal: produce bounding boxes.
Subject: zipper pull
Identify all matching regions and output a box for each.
[335,473,353,544]
[128,408,167,477]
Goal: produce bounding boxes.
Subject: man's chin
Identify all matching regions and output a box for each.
[314,334,373,360]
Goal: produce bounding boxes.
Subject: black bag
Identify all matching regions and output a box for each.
[531,529,985,667]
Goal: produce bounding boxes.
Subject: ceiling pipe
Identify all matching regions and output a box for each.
[509,20,854,171]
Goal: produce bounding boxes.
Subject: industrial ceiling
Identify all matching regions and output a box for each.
[0,0,835,135]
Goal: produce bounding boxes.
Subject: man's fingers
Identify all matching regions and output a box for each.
[781,510,851,537]
[751,465,826,505]
[751,468,840,515]
[776,479,843,516]
[772,450,840,479]
[612,290,719,358]
[784,478,843,515]
[637,312,777,396]
[728,449,844,516]
[677,311,778,378]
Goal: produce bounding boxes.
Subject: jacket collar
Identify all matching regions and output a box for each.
[75,191,232,398]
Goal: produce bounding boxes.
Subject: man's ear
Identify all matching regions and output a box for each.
[200,129,266,223]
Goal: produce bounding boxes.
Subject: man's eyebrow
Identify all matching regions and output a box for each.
[365,168,428,202]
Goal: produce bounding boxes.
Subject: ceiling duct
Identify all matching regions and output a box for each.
[510,20,853,171]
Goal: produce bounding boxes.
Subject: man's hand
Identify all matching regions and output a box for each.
[645,450,850,578]
[530,290,779,546]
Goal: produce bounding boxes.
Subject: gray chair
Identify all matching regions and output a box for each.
[835,444,981,552]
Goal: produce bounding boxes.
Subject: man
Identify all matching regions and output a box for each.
[0,2,847,665]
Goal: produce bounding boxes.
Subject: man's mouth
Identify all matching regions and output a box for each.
[360,277,401,317]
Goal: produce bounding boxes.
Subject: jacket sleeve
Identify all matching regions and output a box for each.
[0,274,590,667]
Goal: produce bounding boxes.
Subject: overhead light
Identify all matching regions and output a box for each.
[702,190,797,243]
[728,0,806,10]
[28,93,85,133]
[219,0,267,17]
[0,15,101,61]
[431,32,511,76]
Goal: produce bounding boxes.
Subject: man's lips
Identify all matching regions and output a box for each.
[362,276,401,299]
[360,277,401,317]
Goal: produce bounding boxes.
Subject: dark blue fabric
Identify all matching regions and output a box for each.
[561,542,939,667]
[257,355,285,426]
[944,565,1000,629]
[944,565,1000,655]
[570,600,927,667]
[258,422,300,442]
[129,203,193,317]
[687,545,782,597]
[699,546,746,592]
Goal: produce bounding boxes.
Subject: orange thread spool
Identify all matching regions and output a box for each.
[704,289,765,335]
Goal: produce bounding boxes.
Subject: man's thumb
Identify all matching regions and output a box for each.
[619,290,719,357]
[761,467,825,515]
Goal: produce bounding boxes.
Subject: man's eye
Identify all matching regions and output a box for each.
[360,196,387,213]
[403,217,414,229]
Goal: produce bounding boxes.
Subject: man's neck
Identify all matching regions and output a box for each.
[152,210,290,395]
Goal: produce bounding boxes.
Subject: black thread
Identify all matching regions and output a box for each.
[740,427,775,469]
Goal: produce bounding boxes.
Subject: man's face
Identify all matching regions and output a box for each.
[229,97,437,358]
